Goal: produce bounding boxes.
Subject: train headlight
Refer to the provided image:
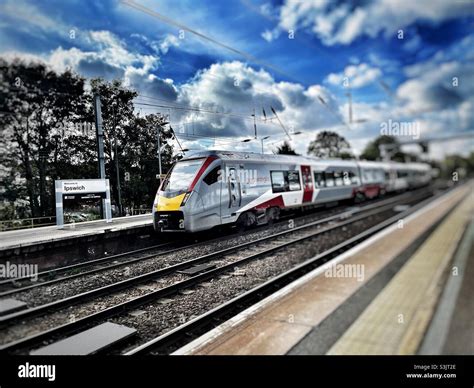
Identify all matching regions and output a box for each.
[181,191,193,206]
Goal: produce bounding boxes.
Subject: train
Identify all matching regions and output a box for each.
[152,150,432,232]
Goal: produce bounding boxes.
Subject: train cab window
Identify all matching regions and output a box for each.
[314,172,325,188]
[334,171,343,186]
[160,158,204,198]
[203,167,220,185]
[325,172,335,187]
[271,171,286,193]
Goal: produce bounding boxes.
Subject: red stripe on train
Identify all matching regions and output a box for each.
[189,156,218,191]
[254,195,284,210]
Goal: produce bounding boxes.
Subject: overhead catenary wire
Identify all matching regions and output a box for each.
[0,43,470,149]
[120,0,353,129]
[120,0,298,81]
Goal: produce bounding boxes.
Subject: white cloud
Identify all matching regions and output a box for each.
[277,0,474,46]
[157,34,180,54]
[0,0,65,33]
[261,28,280,42]
[397,61,472,112]
[170,61,342,143]
[326,63,382,88]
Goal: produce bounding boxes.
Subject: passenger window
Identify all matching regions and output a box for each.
[203,167,220,185]
[314,172,325,188]
[363,170,371,183]
[334,171,343,186]
[325,172,335,187]
[377,170,384,182]
[271,171,286,193]
[343,171,352,186]
[287,171,301,191]
[350,171,359,185]
[270,170,301,193]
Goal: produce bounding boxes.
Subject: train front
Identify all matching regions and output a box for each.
[152,156,214,232]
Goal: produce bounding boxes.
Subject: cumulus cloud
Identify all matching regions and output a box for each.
[397,60,473,113]
[276,0,474,46]
[326,63,382,88]
[173,61,342,139]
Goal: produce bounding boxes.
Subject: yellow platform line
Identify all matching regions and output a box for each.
[328,189,473,355]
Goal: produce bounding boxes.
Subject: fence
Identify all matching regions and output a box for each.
[0,209,152,231]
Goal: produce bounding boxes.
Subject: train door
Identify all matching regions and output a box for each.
[301,165,313,203]
[222,164,242,217]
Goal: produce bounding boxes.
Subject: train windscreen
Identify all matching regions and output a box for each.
[160,158,204,197]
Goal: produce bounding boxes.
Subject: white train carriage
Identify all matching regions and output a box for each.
[152,150,431,233]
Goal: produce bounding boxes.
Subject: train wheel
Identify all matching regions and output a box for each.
[266,207,280,225]
[237,211,257,231]
[354,192,366,203]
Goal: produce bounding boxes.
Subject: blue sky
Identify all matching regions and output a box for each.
[1,0,473,158]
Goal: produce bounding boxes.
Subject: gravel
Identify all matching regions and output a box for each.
[4,202,359,306]
[3,209,396,350]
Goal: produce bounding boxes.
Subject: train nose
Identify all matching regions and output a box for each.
[154,211,185,231]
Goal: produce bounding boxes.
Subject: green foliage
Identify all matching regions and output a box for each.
[440,152,474,179]
[275,141,298,155]
[0,58,175,220]
[360,135,408,162]
[307,131,352,159]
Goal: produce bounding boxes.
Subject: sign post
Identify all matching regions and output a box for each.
[55,179,112,229]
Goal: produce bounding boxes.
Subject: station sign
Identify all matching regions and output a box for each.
[55,179,112,228]
[61,180,107,195]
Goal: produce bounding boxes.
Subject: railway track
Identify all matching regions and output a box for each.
[0,187,440,354]
[127,189,454,355]
[0,200,356,296]
[0,188,423,298]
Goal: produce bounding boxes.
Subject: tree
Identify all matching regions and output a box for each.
[361,135,424,162]
[0,58,88,217]
[88,78,175,215]
[442,153,472,179]
[120,113,174,211]
[0,59,176,221]
[275,141,298,155]
[307,131,352,159]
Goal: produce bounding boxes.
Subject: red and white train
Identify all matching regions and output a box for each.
[153,150,432,232]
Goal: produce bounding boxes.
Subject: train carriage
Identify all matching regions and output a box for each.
[152,150,431,233]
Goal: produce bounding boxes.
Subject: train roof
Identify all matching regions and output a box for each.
[182,150,358,166]
[181,150,431,170]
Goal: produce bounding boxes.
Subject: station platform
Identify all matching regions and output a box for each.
[0,214,152,253]
[175,183,473,355]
